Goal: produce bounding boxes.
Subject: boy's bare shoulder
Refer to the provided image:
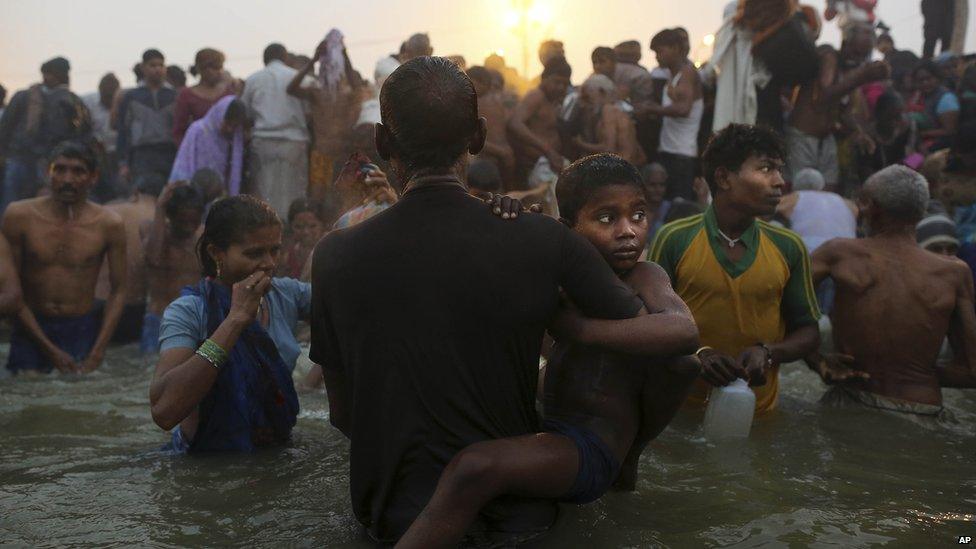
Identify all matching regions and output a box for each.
[625,261,672,290]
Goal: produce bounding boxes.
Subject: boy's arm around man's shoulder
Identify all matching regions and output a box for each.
[550,261,699,358]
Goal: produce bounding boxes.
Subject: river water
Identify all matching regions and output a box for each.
[1,342,974,547]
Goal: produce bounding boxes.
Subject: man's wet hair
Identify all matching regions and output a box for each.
[135,172,167,197]
[142,49,164,63]
[701,124,785,194]
[650,29,683,52]
[556,153,646,225]
[0,84,6,107]
[263,43,288,65]
[862,165,929,224]
[380,56,479,171]
[197,195,281,277]
[165,185,205,221]
[541,56,572,80]
[48,141,97,173]
[591,47,615,65]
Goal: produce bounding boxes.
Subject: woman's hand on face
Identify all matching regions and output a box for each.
[228,271,273,324]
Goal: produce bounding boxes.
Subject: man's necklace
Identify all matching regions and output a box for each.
[716,227,741,248]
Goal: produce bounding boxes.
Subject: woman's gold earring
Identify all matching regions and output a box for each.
[216,261,223,279]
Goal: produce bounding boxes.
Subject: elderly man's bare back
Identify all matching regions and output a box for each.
[812,236,976,406]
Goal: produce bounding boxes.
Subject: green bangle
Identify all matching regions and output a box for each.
[196,339,228,370]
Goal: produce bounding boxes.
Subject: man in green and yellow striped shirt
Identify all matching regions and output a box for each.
[650,124,821,415]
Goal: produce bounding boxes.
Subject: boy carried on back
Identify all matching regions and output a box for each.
[397,153,701,548]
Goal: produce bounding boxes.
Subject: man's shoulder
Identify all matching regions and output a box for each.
[4,197,45,220]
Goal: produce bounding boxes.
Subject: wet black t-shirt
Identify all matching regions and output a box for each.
[310,183,642,542]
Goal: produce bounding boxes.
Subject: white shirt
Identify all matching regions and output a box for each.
[82,92,117,153]
[790,191,857,252]
[241,60,309,142]
[659,72,704,158]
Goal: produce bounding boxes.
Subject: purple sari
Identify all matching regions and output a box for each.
[169,95,244,196]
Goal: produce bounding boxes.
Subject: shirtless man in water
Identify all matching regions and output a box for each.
[808,165,976,412]
[508,56,571,176]
[142,183,204,354]
[2,141,128,374]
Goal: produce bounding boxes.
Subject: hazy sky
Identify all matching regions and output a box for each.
[0,0,971,96]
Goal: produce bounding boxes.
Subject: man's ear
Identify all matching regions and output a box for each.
[468,117,488,156]
[375,123,393,161]
[714,167,732,193]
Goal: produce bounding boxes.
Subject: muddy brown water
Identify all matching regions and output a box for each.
[1,343,974,547]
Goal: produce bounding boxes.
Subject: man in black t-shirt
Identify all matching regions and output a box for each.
[310,57,643,544]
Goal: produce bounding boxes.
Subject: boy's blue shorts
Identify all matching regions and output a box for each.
[543,418,620,504]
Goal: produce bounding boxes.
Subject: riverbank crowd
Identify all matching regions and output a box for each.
[1,0,975,545]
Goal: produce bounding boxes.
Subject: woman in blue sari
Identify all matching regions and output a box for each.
[150,195,308,453]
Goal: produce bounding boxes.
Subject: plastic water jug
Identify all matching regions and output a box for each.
[702,379,755,439]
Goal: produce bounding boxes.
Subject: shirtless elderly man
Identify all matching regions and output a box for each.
[2,141,127,374]
[808,165,976,415]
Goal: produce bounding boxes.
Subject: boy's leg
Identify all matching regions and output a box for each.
[614,355,700,490]
[397,433,578,549]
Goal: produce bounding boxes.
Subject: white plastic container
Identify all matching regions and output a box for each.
[702,379,756,439]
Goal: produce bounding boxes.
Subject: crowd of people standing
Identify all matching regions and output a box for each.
[0,0,974,545]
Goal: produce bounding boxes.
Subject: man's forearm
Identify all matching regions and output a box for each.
[576,312,699,357]
[769,323,820,364]
[92,290,126,356]
[17,306,58,354]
